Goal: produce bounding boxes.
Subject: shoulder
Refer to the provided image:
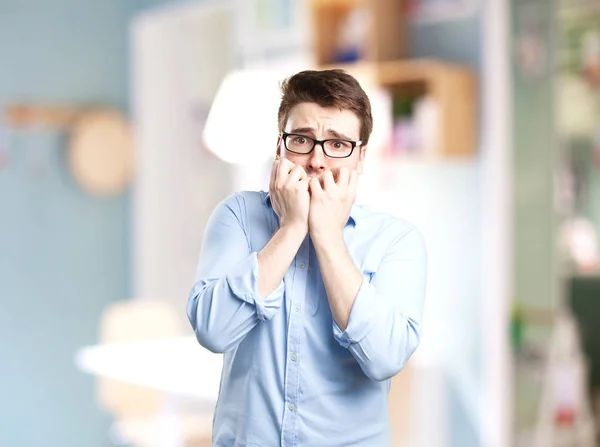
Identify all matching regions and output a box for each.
[217,190,267,215]
[211,190,270,232]
[355,204,426,252]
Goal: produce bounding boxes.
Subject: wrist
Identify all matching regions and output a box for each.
[280,221,308,239]
[312,234,347,267]
[310,227,344,249]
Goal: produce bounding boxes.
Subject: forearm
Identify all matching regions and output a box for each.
[343,296,421,382]
[257,223,307,298]
[312,233,363,330]
[189,192,300,353]
[188,274,265,353]
[326,227,427,381]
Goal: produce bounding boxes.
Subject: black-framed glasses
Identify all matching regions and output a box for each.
[281,132,362,159]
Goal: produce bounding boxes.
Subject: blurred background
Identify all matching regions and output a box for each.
[1,0,600,446]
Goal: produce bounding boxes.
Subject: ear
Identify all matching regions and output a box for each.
[356,146,367,175]
[276,135,281,157]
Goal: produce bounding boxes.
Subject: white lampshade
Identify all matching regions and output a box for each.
[362,83,392,158]
[203,69,283,165]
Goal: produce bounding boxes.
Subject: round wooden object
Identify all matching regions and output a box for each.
[68,110,133,196]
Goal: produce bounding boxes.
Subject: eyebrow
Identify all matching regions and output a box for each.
[289,127,355,141]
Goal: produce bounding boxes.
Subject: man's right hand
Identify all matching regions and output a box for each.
[269,157,310,232]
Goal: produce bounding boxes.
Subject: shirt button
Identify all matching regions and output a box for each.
[291,354,297,362]
[299,262,305,269]
[289,403,295,411]
[295,305,301,312]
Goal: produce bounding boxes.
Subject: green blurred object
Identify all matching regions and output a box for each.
[511,301,525,351]
[392,99,414,118]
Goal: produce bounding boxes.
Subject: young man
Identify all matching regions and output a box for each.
[187,69,427,446]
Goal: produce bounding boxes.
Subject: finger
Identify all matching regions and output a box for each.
[297,166,308,181]
[348,170,358,199]
[329,167,339,183]
[321,170,335,190]
[299,178,310,191]
[276,159,295,188]
[269,159,279,192]
[336,167,349,187]
[279,157,294,171]
[309,177,323,196]
[286,165,307,184]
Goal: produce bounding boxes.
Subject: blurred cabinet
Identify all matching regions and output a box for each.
[328,60,477,157]
[309,0,406,66]
[309,0,478,157]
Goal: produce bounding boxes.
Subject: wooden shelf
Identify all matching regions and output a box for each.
[309,0,406,66]
[321,59,477,157]
[310,0,359,6]
[3,104,81,128]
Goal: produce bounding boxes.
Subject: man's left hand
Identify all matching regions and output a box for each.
[308,168,358,241]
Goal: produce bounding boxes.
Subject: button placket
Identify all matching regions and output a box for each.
[281,237,309,446]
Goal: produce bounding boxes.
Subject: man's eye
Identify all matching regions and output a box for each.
[293,137,307,144]
[330,140,349,149]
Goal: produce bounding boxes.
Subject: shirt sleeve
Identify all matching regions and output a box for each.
[332,226,427,382]
[187,193,284,354]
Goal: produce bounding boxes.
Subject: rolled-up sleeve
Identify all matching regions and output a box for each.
[187,194,284,354]
[333,227,427,382]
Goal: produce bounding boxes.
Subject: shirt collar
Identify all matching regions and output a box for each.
[262,190,363,227]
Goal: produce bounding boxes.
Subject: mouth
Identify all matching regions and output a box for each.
[307,170,341,183]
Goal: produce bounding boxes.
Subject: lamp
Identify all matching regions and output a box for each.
[203,69,283,165]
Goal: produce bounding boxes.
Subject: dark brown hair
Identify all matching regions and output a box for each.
[277,69,373,145]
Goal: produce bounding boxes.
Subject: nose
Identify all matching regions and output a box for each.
[307,143,327,174]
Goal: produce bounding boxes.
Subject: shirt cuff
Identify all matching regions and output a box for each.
[333,280,378,348]
[226,252,284,321]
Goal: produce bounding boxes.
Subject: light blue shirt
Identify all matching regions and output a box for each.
[187,190,427,447]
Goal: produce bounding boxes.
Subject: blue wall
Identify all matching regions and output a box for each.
[0,1,178,446]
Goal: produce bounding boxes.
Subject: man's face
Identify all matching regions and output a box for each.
[277,102,366,178]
